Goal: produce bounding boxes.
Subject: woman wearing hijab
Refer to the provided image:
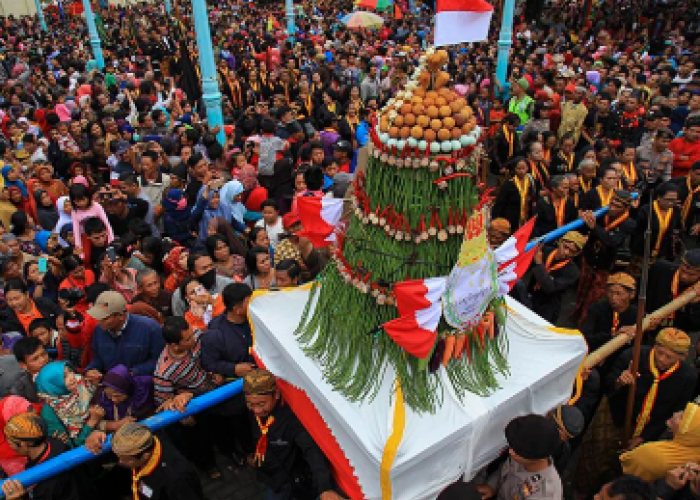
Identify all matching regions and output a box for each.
[191,184,235,243]
[33,190,59,230]
[621,402,700,481]
[1,166,28,199]
[27,164,68,214]
[163,246,189,293]
[96,364,155,429]
[218,180,247,231]
[36,361,103,448]
[53,196,73,233]
[0,395,34,476]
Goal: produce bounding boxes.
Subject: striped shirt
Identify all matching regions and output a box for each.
[153,330,217,405]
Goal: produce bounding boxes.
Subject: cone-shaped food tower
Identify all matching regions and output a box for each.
[296,48,509,412]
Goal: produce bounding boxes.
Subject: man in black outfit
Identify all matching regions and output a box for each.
[243,369,346,500]
[111,422,204,500]
[98,183,150,238]
[1,412,96,500]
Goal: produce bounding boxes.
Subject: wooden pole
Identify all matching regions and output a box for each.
[623,190,653,444]
[584,282,700,370]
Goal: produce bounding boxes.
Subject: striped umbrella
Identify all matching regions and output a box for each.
[341,11,385,29]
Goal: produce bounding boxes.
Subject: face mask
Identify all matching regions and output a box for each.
[198,268,217,290]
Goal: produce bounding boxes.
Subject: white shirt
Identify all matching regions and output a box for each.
[256,217,284,248]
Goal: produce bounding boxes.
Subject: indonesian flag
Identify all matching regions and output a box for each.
[494,217,537,294]
[297,197,344,247]
[383,278,447,359]
[434,0,493,47]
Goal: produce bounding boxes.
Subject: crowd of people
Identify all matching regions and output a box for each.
[0,0,697,498]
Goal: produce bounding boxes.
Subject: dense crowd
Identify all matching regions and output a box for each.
[0,0,698,498]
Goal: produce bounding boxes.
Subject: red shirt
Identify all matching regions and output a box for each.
[669,137,700,177]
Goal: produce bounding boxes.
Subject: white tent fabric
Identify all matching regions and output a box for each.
[249,287,587,500]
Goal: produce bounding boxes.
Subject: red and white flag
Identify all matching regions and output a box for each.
[494,217,537,294]
[434,0,493,47]
[297,197,344,247]
[383,277,447,359]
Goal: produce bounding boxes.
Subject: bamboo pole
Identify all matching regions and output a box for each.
[583,282,700,370]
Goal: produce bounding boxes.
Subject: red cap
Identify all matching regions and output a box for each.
[565,84,576,93]
[283,212,300,229]
[224,125,234,137]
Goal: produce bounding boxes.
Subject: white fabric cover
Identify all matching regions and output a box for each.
[434,11,492,47]
[250,288,587,500]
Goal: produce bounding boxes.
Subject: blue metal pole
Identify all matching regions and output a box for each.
[495,0,515,98]
[285,0,295,40]
[524,192,640,252]
[0,380,244,498]
[35,0,47,32]
[81,0,104,70]
[164,0,172,14]
[191,0,225,145]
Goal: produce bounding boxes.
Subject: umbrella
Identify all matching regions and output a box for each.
[356,0,393,11]
[341,11,384,29]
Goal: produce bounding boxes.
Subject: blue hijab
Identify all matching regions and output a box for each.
[1,166,27,197]
[36,361,70,396]
[219,180,246,224]
[196,186,233,241]
[34,230,51,253]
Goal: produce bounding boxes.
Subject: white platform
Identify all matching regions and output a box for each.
[249,287,587,500]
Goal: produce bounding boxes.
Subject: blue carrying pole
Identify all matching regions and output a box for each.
[0,379,244,498]
[81,0,104,70]
[524,192,640,252]
[165,0,172,14]
[495,0,515,98]
[191,0,225,145]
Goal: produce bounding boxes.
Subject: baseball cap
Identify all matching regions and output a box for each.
[87,291,127,320]
[333,139,352,154]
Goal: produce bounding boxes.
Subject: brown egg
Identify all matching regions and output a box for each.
[380,120,390,133]
[462,106,474,119]
[401,103,413,115]
[400,126,411,140]
[416,115,430,128]
[413,87,426,98]
[450,100,463,113]
[442,117,455,129]
[435,97,447,107]
[389,126,400,138]
[423,97,435,108]
[455,98,467,108]
[412,104,425,116]
[452,127,463,139]
[430,118,442,131]
[404,113,417,127]
[444,93,456,104]
[426,90,439,100]
[439,105,452,118]
[453,113,466,127]
[423,129,437,142]
[462,122,474,134]
[394,115,404,127]
[410,96,423,106]
[436,49,449,64]
[411,125,424,139]
[437,87,450,97]
[426,105,440,119]
[468,115,477,126]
